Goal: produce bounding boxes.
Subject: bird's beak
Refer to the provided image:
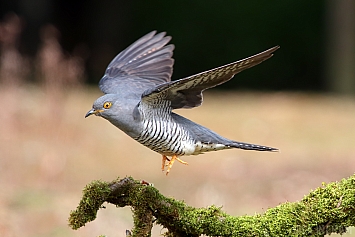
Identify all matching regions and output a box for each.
[85,108,103,118]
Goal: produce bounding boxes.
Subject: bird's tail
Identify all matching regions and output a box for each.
[227,141,278,152]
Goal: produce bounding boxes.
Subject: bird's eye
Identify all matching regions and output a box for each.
[103,102,112,109]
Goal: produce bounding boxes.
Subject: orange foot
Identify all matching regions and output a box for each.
[162,155,188,175]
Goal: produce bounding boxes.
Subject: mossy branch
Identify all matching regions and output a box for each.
[69,175,355,236]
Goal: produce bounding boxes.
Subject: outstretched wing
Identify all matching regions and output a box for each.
[141,46,279,109]
[99,31,174,96]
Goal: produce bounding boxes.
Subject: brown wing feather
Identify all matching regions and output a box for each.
[141,46,279,109]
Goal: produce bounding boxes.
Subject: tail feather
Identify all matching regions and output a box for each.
[227,141,278,152]
[171,113,279,152]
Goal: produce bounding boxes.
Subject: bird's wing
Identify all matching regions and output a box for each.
[99,31,174,96]
[140,46,279,109]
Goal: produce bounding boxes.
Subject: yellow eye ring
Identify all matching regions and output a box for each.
[103,102,112,109]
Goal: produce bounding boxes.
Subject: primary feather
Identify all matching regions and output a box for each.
[99,31,174,96]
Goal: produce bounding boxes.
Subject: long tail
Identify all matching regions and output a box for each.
[226,141,278,152]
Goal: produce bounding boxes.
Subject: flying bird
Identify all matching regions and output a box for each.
[86,31,279,175]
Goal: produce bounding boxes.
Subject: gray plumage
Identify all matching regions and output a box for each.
[86,31,279,173]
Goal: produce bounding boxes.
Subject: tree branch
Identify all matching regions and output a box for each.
[69,175,355,236]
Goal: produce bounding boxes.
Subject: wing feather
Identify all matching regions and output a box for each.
[141,46,280,109]
[99,31,174,95]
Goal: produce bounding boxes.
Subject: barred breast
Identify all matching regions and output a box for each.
[134,116,196,156]
[133,100,234,156]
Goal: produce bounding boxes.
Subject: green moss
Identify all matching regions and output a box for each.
[69,174,355,236]
[68,179,112,230]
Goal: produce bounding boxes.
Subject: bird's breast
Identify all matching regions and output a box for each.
[133,116,196,156]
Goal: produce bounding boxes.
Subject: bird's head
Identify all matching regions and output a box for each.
[85,94,119,119]
[85,93,141,137]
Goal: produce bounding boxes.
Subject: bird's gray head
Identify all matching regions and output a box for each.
[85,93,142,137]
[85,94,119,120]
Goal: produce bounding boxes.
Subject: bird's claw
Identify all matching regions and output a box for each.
[161,155,188,175]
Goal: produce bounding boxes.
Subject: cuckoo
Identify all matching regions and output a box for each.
[85,31,279,175]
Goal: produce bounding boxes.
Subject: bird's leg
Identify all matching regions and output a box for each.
[176,157,188,165]
[161,155,169,171]
[165,155,177,175]
[165,155,188,175]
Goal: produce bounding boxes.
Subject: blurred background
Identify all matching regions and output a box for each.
[0,0,355,236]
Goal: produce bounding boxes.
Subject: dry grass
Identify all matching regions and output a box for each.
[1,86,355,236]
